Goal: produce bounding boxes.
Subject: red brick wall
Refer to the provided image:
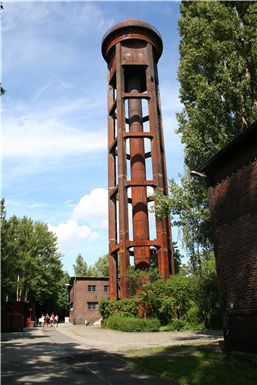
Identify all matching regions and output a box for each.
[69,278,109,325]
[213,160,257,311]
[210,159,257,352]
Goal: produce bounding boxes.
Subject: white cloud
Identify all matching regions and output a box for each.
[3,116,106,158]
[72,188,108,228]
[47,188,108,262]
[3,2,113,36]
[48,219,98,252]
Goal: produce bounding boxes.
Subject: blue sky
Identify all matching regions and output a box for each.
[2,1,184,275]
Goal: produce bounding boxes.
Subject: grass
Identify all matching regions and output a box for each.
[125,343,257,385]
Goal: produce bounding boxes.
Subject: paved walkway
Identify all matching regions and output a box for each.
[2,326,179,385]
[56,324,222,353]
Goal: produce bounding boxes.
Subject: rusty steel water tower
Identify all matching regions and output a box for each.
[102,19,174,299]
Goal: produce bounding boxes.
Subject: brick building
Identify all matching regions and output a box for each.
[68,277,109,325]
[1,301,35,332]
[199,121,257,353]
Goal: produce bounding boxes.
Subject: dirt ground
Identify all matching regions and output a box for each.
[56,324,223,353]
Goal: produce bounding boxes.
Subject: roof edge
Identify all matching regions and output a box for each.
[198,120,257,173]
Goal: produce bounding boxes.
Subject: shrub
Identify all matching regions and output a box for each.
[99,255,222,330]
[98,299,116,321]
[99,298,138,321]
[161,319,204,332]
[164,319,186,331]
[115,298,139,318]
[126,267,161,296]
[104,314,160,332]
[185,305,200,324]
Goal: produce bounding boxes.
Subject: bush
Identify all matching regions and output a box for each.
[99,255,222,330]
[115,298,139,318]
[185,305,200,324]
[164,319,186,331]
[126,267,161,296]
[98,299,115,320]
[99,298,138,321]
[104,314,160,332]
[161,319,204,332]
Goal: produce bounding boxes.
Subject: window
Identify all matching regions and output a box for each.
[104,285,109,292]
[88,285,96,292]
[88,302,98,310]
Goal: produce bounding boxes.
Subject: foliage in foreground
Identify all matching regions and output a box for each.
[100,256,222,331]
[127,344,257,385]
[104,314,160,332]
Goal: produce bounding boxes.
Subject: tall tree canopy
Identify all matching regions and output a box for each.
[178,0,256,169]
[154,1,257,268]
[73,254,92,276]
[94,254,109,277]
[72,253,109,277]
[1,199,66,307]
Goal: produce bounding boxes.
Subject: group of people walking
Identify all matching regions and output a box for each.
[39,313,59,327]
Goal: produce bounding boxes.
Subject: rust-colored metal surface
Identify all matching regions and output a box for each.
[102,19,174,299]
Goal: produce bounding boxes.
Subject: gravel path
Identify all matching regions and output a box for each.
[56,324,223,354]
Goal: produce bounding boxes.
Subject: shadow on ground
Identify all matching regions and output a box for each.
[174,330,222,342]
[1,329,176,385]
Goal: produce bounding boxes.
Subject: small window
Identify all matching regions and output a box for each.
[88,285,96,292]
[104,285,109,292]
[88,302,98,310]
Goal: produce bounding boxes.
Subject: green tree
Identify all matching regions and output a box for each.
[167,274,193,320]
[1,199,14,301]
[154,1,257,267]
[192,254,222,328]
[93,254,109,277]
[173,241,183,273]
[55,270,71,315]
[126,267,171,323]
[126,266,161,297]
[1,207,65,306]
[178,1,257,168]
[170,177,212,270]
[73,254,90,276]
[102,259,220,328]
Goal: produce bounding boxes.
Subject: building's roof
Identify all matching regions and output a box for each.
[69,276,109,286]
[198,120,257,175]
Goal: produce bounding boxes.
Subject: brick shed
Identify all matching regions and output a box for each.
[199,120,257,353]
[68,276,109,325]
